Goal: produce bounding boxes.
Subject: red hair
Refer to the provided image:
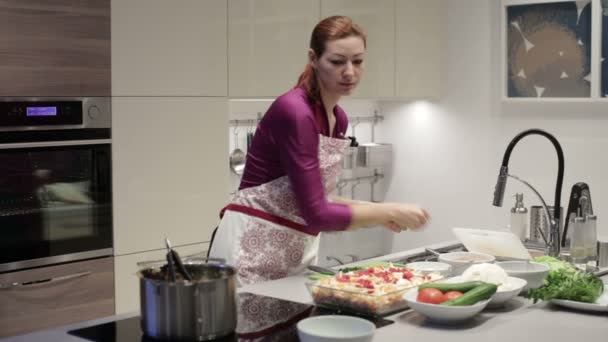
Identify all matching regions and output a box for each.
[295,16,367,104]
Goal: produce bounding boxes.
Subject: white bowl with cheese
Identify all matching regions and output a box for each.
[455,263,527,307]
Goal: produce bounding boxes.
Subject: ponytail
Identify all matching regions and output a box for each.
[296,64,320,104]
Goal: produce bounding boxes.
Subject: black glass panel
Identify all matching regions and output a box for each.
[68,293,393,342]
[0,144,112,265]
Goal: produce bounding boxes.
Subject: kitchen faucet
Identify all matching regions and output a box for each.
[492,129,564,258]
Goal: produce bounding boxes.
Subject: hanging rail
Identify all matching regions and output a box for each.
[229,111,384,127]
[348,110,384,124]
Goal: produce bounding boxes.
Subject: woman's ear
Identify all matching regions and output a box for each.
[308,49,317,68]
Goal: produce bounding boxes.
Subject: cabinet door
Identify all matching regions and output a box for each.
[0,0,110,96]
[112,0,227,96]
[114,243,208,314]
[395,0,442,99]
[112,97,228,255]
[228,0,320,97]
[321,0,395,99]
[0,257,114,337]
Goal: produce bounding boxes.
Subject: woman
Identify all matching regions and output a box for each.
[209,15,430,286]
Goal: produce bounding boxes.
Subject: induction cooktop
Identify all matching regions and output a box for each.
[68,292,394,342]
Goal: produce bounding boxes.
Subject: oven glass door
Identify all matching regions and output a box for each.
[0,144,112,271]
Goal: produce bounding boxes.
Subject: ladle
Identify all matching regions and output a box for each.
[229,125,246,175]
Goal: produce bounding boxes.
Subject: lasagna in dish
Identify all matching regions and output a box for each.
[307,264,442,315]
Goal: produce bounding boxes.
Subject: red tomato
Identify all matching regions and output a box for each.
[416,288,446,304]
[444,291,464,301]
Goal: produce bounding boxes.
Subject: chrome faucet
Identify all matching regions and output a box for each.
[492,129,564,257]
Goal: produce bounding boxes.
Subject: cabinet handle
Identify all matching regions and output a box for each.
[0,271,92,290]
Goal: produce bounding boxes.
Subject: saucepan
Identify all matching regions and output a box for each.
[137,256,237,341]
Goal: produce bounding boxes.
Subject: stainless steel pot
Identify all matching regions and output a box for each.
[137,257,237,341]
[342,146,358,169]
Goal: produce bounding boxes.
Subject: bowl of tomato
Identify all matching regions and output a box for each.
[403,282,495,323]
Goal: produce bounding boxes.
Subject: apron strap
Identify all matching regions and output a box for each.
[222,203,315,236]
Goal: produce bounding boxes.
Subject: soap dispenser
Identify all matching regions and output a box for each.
[510,193,528,240]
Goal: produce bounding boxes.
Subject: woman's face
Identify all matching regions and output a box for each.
[311,36,366,97]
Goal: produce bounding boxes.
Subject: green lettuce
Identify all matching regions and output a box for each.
[525,256,604,303]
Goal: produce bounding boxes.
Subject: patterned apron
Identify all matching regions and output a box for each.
[209,135,350,286]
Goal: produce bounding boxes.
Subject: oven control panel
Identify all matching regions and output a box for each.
[0,98,110,130]
[0,101,83,126]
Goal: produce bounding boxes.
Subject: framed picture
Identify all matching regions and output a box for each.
[502,0,593,99]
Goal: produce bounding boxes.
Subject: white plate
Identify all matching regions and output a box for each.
[453,227,532,260]
[403,289,490,323]
[550,286,608,313]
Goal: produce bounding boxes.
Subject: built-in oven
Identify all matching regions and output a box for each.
[0,98,112,273]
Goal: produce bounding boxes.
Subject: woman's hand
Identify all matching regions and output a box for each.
[381,203,430,233]
[347,201,430,232]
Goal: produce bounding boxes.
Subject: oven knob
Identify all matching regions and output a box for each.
[88,105,101,119]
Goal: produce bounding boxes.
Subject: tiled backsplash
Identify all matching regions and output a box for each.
[228,98,394,266]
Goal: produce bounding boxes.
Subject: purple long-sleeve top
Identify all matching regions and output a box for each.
[239,87,352,234]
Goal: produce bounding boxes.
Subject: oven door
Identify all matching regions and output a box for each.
[0,139,112,272]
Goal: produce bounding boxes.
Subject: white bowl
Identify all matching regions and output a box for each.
[487,277,527,307]
[405,261,453,277]
[403,289,490,324]
[495,261,550,291]
[438,252,496,275]
[439,275,526,307]
[297,316,375,342]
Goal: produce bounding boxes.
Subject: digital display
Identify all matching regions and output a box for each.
[26,106,57,117]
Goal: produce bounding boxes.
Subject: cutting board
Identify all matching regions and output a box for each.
[452,227,532,260]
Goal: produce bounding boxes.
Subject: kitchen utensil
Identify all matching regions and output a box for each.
[425,247,442,257]
[229,126,246,175]
[165,237,192,281]
[138,256,237,341]
[530,206,562,245]
[562,182,593,247]
[165,242,176,282]
[570,216,588,268]
[356,143,392,168]
[510,193,528,240]
[342,146,358,169]
[307,265,336,275]
[246,126,254,149]
[598,238,608,268]
[452,227,532,260]
[585,215,598,267]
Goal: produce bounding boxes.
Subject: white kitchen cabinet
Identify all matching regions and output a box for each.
[395,0,442,99]
[112,0,227,96]
[321,0,396,99]
[114,243,208,314]
[228,0,320,97]
[112,97,228,255]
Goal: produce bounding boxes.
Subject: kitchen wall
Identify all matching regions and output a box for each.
[386,0,608,252]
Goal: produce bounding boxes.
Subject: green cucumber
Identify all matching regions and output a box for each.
[419,281,487,294]
[441,283,498,306]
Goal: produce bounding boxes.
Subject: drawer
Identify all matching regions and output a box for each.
[0,257,114,337]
